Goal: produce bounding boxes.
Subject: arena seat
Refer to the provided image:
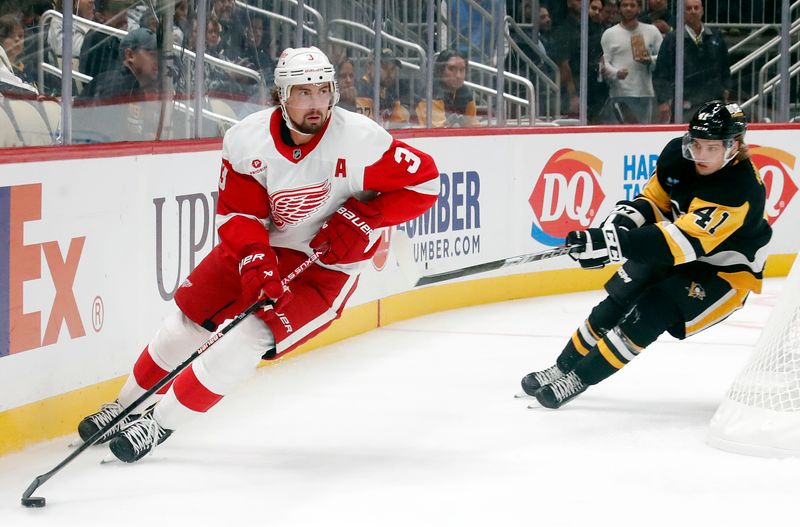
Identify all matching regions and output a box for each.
[0,105,22,147]
[40,99,62,136]
[6,99,54,146]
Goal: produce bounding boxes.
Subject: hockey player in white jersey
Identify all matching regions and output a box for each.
[78,46,440,462]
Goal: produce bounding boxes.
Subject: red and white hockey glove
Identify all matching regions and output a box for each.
[238,247,287,306]
[310,197,384,265]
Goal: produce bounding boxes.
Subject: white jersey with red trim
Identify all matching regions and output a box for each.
[215,106,440,273]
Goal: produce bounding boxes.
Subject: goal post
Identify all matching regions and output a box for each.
[707,255,800,458]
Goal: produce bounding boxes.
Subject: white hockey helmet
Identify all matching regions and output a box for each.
[274,46,340,108]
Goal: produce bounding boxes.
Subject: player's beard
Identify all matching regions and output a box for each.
[293,110,327,134]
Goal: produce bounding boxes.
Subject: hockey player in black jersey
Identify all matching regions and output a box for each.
[522,100,772,409]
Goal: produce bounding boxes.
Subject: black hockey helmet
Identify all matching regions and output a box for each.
[688,101,747,141]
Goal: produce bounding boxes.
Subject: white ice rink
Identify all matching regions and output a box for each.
[1,278,797,526]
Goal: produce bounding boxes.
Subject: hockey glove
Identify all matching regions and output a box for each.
[238,247,287,306]
[600,202,647,231]
[567,224,625,269]
[310,197,384,265]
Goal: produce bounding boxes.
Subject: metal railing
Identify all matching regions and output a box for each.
[236,0,325,52]
[728,0,800,120]
[504,16,560,121]
[469,60,535,125]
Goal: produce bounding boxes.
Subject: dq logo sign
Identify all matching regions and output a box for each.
[529,149,606,245]
[1,184,86,357]
[749,145,798,225]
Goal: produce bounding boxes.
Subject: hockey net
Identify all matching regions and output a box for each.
[707,256,800,457]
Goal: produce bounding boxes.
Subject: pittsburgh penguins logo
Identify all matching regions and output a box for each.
[686,281,706,300]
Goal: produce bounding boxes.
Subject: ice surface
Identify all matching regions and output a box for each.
[1,279,796,526]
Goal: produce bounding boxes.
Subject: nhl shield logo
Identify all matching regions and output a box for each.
[293,148,302,160]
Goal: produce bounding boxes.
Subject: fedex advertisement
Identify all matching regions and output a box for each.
[0,183,89,358]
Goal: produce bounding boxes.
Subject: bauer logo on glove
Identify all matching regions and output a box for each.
[310,197,384,265]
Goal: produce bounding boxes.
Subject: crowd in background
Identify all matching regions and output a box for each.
[0,0,766,141]
[512,0,732,124]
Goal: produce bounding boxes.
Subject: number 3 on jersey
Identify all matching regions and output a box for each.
[693,206,730,235]
[394,146,421,174]
[219,165,228,190]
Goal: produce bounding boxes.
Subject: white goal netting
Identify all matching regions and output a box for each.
[707,256,800,458]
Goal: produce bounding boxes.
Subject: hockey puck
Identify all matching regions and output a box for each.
[21,496,46,508]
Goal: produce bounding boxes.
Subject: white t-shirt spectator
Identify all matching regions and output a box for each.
[601,21,662,98]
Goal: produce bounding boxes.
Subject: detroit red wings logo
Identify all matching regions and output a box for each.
[270,180,331,228]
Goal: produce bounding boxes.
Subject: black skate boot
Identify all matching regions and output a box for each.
[78,401,135,444]
[535,371,588,409]
[521,364,566,396]
[108,409,173,463]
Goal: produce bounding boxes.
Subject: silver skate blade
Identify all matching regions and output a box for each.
[100,453,119,464]
[67,438,84,448]
[514,391,532,399]
[527,402,543,409]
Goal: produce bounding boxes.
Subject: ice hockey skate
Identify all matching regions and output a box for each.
[77,401,135,444]
[520,364,567,396]
[534,371,588,409]
[107,409,173,463]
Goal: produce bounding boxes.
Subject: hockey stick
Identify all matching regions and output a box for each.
[21,251,320,508]
[413,245,577,287]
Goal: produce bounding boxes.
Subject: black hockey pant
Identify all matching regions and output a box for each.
[558,260,750,385]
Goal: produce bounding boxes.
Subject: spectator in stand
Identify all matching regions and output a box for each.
[211,0,245,61]
[550,0,606,120]
[653,0,731,123]
[137,10,157,32]
[81,27,159,100]
[416,49,479,128]
[356,48,410,126]
[48,0,94,65]
[0,14,37,94]
[79,0,130,80]
[19,0,51,80]
[601,0,662,123]
[239,15,274,85]
[639,0,674,35]
[337,57,357,112]
[0,1,23,20]
[538,5,554,55]
[600,0,620,28]
[543,0,568,28]
[515,1,553,60]
[75,27,160,142]
[173,0,189,45]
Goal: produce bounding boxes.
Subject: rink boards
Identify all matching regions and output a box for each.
[1,124,798,454]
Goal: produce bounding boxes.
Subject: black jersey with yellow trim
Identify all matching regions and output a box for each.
[617,137,772,292]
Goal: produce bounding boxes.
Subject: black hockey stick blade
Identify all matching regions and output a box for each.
[21,297,270,507]
[21,251,321,507]
[414,245,576,287]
